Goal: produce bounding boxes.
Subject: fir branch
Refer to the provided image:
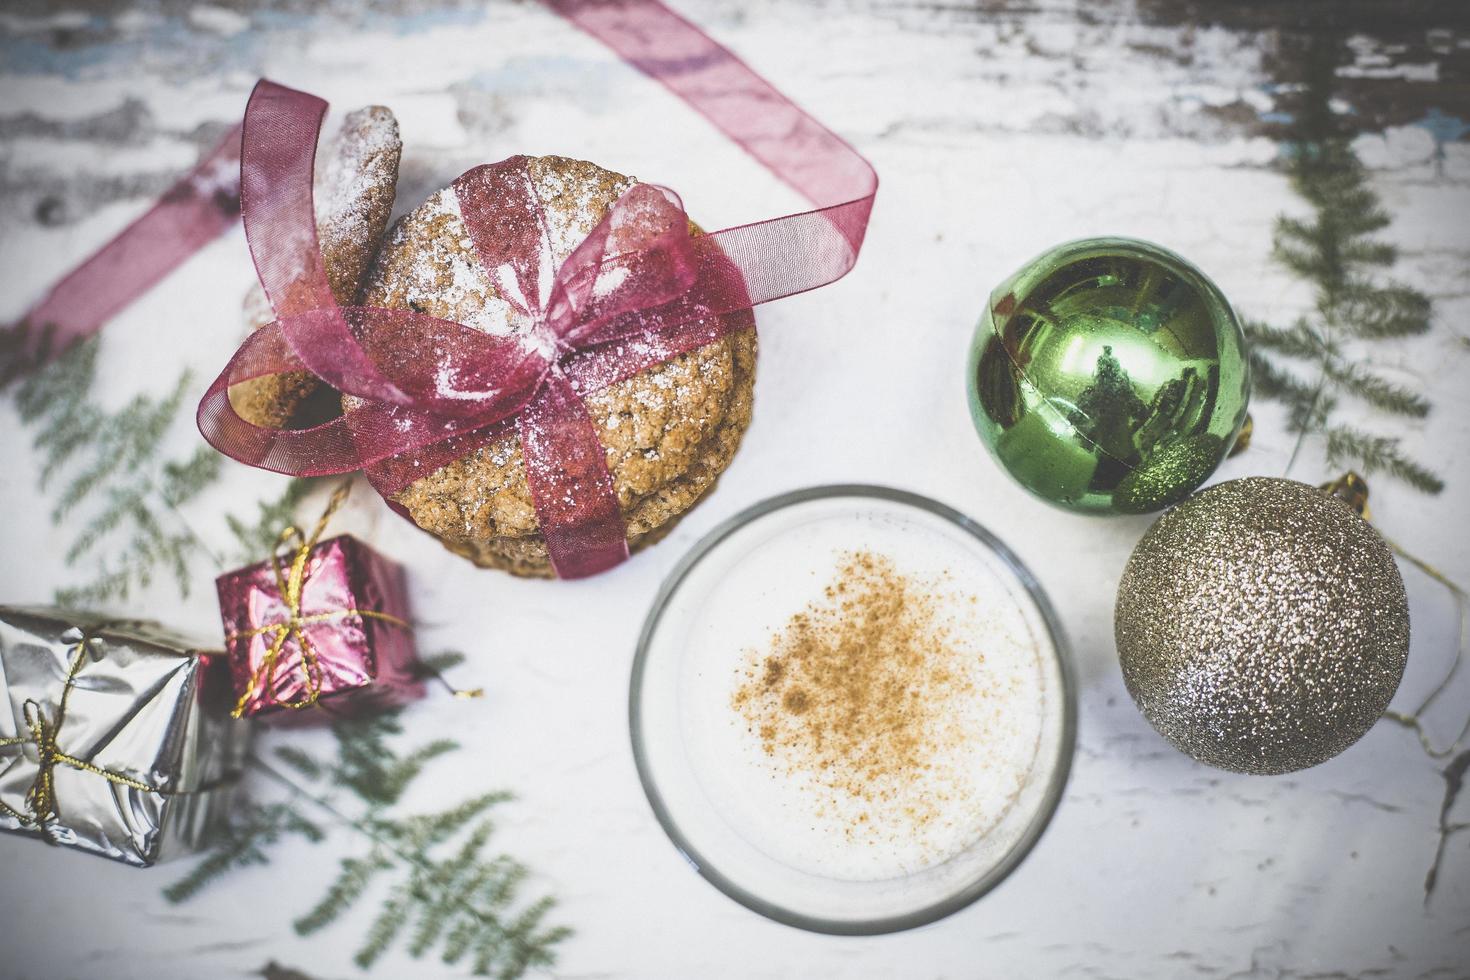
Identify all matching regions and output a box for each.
[409,649,486,701]
[376,740,461,805]
[1324,424,1445,494]
[295,854,395,934]
[1273,215,1319,251]
[11,336,228,601]
[15,337,101,483]
[52,378,190,521]
[292,716,567,977]
[163,802,324,904]
[479,894,562,978]
[275,744,326,780]
[354,880,415,969]
[167,706,568,979]
[0,321,57,390]
[1338,238,1398,269]
[1245,35,1446,494]
[329,713,421,807]
[162,447,225,507]
[1247,349,1318,404]
[1243,319,1323,360]
[1335,281,1432,339]
[65,485,143,563]
[490,897,570,979]
[412,650,469,679]
[397,791,512,851]
[54,566,134,608]
[407,836,508,958]
[1271,240,1324,283]
[437,860,534,969]
[1321,360,1430,418]
[1248,351,1336,435]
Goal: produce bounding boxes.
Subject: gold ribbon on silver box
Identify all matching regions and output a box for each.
[0,607,250,867]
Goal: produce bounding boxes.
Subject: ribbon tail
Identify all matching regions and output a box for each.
[545,0,878,296]
[518,371,629,578]
[5,122,243,373]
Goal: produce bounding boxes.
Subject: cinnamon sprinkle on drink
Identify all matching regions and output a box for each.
[731,550,985,841]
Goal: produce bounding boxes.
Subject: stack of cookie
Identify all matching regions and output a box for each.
[229,105,402,430]
[230,117,757,577]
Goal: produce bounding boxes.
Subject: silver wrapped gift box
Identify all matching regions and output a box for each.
[0,606,250,867]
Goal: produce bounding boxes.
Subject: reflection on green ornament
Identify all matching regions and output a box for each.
[966,238,1250,514]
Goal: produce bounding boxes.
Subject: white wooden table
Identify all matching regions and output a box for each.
[1,2,1467,977]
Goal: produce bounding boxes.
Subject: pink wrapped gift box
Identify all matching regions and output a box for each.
[216,535,423,721]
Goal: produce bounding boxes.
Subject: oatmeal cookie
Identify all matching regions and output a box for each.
[360,155,757,576]
[229,106,402,429]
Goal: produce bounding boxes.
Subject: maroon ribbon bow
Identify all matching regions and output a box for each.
[198,1,877,578]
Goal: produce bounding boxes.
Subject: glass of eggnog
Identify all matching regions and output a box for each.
[630,485,1075,934]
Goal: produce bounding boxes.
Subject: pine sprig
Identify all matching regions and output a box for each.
[399,791,514,848]
[1247,37,1446,494]
[12,336,225,603]
[167,707,568,979]
[355,877,415,968]
[15,337,103,480]
[275,744,326,780]
[379,740,462,805]
[1335,281,1432,339]
[327,712,448,807]
[1243,318,1321,359]
[1324,424,1445,494]
[163,802,324,904]
[0,320,57,390]
[325,793,552,976]
[1321,360,1430,418]
[407,834,505,958]
[225,476,321,563]
[295,854,395,934]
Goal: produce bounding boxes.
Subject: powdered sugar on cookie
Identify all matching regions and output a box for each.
[361,155,756,577]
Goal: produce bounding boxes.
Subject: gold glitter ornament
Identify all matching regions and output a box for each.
[1114,476,1409,775]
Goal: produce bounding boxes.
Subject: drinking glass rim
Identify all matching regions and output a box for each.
[628,483,1078,935]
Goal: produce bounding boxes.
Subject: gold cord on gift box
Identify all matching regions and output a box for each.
[224,482,482,716]
[0,634,154,826]
[225,481,410,718]
[1322,472,1470,758]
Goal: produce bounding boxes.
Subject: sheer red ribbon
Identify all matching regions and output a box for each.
[2,125,243,373]
[196,0,873,578]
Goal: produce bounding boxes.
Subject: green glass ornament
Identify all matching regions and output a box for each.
[967,237,1250,514]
